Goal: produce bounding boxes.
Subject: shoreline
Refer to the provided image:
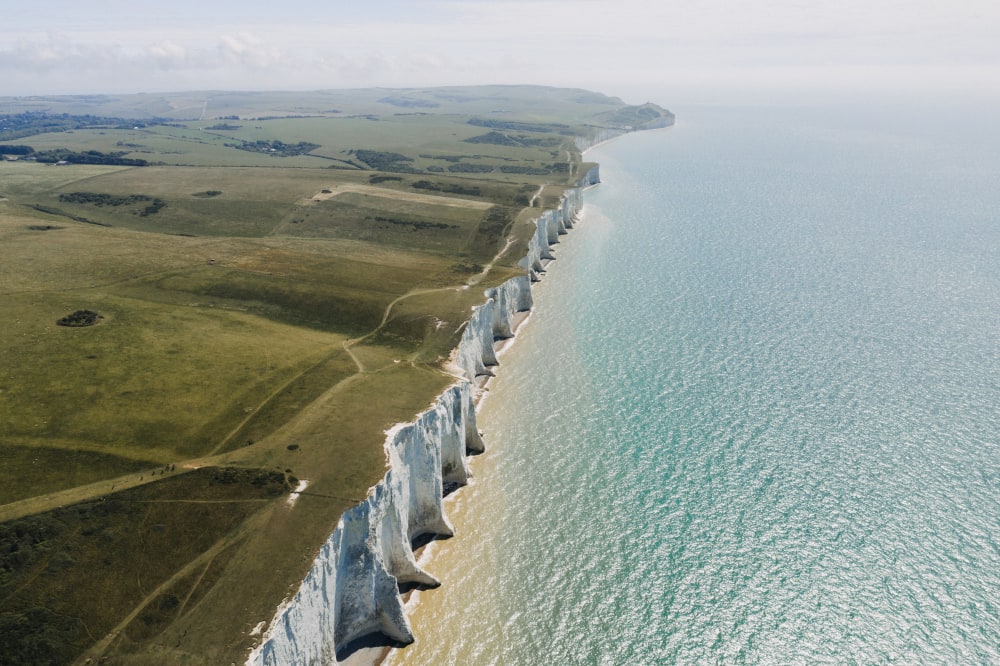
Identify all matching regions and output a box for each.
[246,166,599,666]
[369,309,536,666]
[380,176,609,665]
[380,129,667,664]
[364,307,535,666]
[247,121,672,665]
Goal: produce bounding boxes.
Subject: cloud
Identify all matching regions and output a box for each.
[0,0,998,99]
[0,31,289,74]
[218,33,285,69]
[147,40,190,69]
[0,37,118,72]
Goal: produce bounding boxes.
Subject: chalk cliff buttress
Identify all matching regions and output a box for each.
[247,166,598,665]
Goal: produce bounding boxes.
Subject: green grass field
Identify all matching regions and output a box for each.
[0,85,672,664]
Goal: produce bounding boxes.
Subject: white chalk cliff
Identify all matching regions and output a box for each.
[247,166,598,665]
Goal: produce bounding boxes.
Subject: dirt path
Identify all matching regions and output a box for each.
[465,238,515,287]
[342,338,367,373]
[528,184,544,207]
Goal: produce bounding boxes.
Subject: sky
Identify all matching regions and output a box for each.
[3,0,999,105]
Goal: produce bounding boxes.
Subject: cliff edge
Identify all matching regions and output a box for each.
[248,165,599,665]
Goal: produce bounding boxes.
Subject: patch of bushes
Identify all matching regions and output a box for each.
[209,468,287,495]
[139,199,166,216]
[411,180,482,197]
[34,149,148,166]
[351,149,417,172]
[420,153,515,163]
[0,111,164,141]
[368,216,457,231]
[56,310,103,327]
[447,163,494,173]
[377,96,440,109]
[0,608,84,665]
[499,165,551,175]
[515,135,563,148]
[59,192,150,206]
[57,191,165,216]
[464,131,562,148]
[467,118,574,134]
[464,131,521,147]
[228,139,319,156]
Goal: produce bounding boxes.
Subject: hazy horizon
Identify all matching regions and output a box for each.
[4,0,999,106]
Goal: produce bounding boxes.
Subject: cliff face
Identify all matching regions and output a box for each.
[516,166,596,282]
[249,382,482,665]
[247,166,597,665]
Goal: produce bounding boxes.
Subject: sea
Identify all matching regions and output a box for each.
[386,100,1000,665]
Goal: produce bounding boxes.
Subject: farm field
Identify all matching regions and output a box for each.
[0,86,672,664]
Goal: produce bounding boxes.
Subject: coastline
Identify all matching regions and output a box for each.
[379,265,551,666]
[246,165,600,666]
[381,153,623,664]
[248,116,676,664]
[369,308,533,666]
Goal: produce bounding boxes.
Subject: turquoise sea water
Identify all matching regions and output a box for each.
[391,103,1000,665]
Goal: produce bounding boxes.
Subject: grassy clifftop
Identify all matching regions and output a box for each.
[0,86,671,664]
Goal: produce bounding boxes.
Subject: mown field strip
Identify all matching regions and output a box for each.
[306,182,493,209]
